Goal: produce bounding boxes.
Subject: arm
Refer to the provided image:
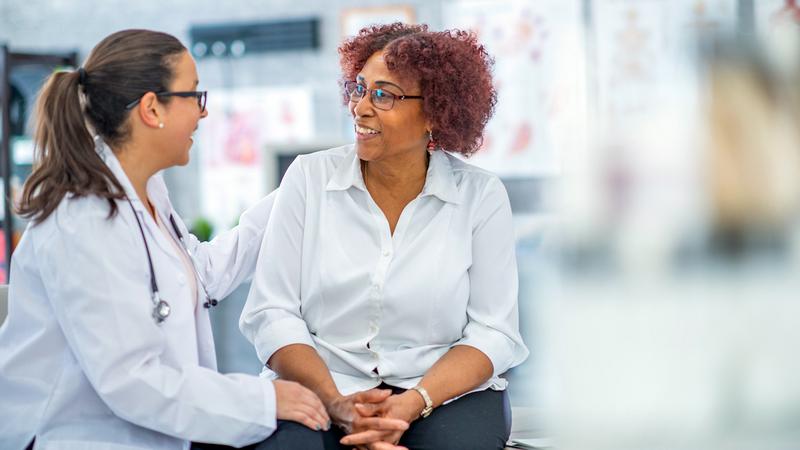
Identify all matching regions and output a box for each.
[269,344,404,433]
[37,199,279,446]
[240,159,408,442]
[268,344,342,409]
[181,190,277,301]
[344,176,529,446]
[342,346,492,448]
[448,175,529,381]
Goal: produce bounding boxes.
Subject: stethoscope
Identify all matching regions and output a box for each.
[126,198,218,324]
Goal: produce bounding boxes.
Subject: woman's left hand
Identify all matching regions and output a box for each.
[340,391,425,449]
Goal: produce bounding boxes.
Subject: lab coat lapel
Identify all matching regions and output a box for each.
[96,139,183,266]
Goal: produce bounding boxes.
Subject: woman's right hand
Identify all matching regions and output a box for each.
[326,388,391,433]
[274,379,331,431]
[326,389,409,450]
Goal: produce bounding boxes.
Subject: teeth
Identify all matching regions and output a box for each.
[356,125,380,135]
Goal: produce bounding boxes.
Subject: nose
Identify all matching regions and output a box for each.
[351,94,374,118]
[200,107,209,119]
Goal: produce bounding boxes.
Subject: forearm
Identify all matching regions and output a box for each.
[417,345,493,408]
[268,343,342,406]
[353,345,494,427]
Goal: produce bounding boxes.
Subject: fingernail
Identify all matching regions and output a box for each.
[315,424,321,431]
[326,420,331,430]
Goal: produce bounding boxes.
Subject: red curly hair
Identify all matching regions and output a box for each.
[338,22,497,156]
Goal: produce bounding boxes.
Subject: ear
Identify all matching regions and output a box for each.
[136,92,165,129]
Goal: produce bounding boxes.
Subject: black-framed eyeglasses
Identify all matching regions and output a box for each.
[125,91,208,112]
[343,81,423,111]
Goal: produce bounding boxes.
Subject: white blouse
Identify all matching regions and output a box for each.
[241,145,528,396]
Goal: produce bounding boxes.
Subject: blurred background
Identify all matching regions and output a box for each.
[2,1,800,449]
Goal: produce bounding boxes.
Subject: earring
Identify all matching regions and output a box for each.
[158,123,165,129]
[427,130,436,150]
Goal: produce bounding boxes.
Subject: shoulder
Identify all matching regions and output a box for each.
[30,194,133,249]
[442,151,508,203]
[281,144,355,188]
[291,144,354,172]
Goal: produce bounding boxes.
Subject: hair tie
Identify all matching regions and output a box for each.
[77,67,87,86]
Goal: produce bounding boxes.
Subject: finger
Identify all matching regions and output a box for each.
[354,402,382,417]
[353,416,408,431]
[299,397,329,429]
[309,393,331,424]
[353,388,392,404]
[295,390,330,428]
[288,411,324,432]
[296,404,329,431]
[297,387,331,419]
[298,385,325,409]
[340,429,394,446]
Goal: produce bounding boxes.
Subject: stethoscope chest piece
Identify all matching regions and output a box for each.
[152,298,171,323]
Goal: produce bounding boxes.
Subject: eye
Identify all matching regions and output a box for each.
[355,84,366,95]
[374,89,387,98]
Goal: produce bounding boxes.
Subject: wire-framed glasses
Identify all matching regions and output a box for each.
[343,81,423,111]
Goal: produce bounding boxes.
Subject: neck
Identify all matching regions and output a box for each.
[364,149,429,192]
[114,143,159,218]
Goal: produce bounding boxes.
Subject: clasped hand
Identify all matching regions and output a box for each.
[334,389,425,450]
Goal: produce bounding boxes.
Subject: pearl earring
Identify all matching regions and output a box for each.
[158,123,165,129]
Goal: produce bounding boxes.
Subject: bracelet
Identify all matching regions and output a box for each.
[411,385,434,418]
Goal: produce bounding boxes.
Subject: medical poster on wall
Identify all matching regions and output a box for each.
[592,0,736,122]
[594,0,667,118]
[195,87,313,233]
[443,0,585,177]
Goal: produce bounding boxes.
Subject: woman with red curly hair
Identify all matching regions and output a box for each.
[242,23,528,450]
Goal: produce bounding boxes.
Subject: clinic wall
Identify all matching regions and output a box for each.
[0,0,443,220]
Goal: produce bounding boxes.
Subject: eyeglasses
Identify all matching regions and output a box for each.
[125,91,208,113]
[344,80,423,111]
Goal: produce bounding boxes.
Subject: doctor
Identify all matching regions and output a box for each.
[0,29,353,450]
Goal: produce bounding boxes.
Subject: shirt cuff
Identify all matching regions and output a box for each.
[261,378,278,432]
[455,321,527,377]
[253,316,317,366]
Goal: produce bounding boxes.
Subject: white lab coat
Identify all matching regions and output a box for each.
[0,139,277,450]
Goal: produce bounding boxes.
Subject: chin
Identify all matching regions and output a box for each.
[175,152,191,166]
[355,142,380,161]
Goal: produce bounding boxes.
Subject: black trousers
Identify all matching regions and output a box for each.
[194,386,511,450]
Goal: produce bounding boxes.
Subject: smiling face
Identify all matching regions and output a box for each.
[160,51,207,166]
[350,50,430,163]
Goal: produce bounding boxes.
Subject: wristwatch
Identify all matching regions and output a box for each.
[411,385,434,418]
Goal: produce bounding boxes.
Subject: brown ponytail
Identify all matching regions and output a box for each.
[16,29,186,224]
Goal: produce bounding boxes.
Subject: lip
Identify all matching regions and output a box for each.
[354,124,381,141]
